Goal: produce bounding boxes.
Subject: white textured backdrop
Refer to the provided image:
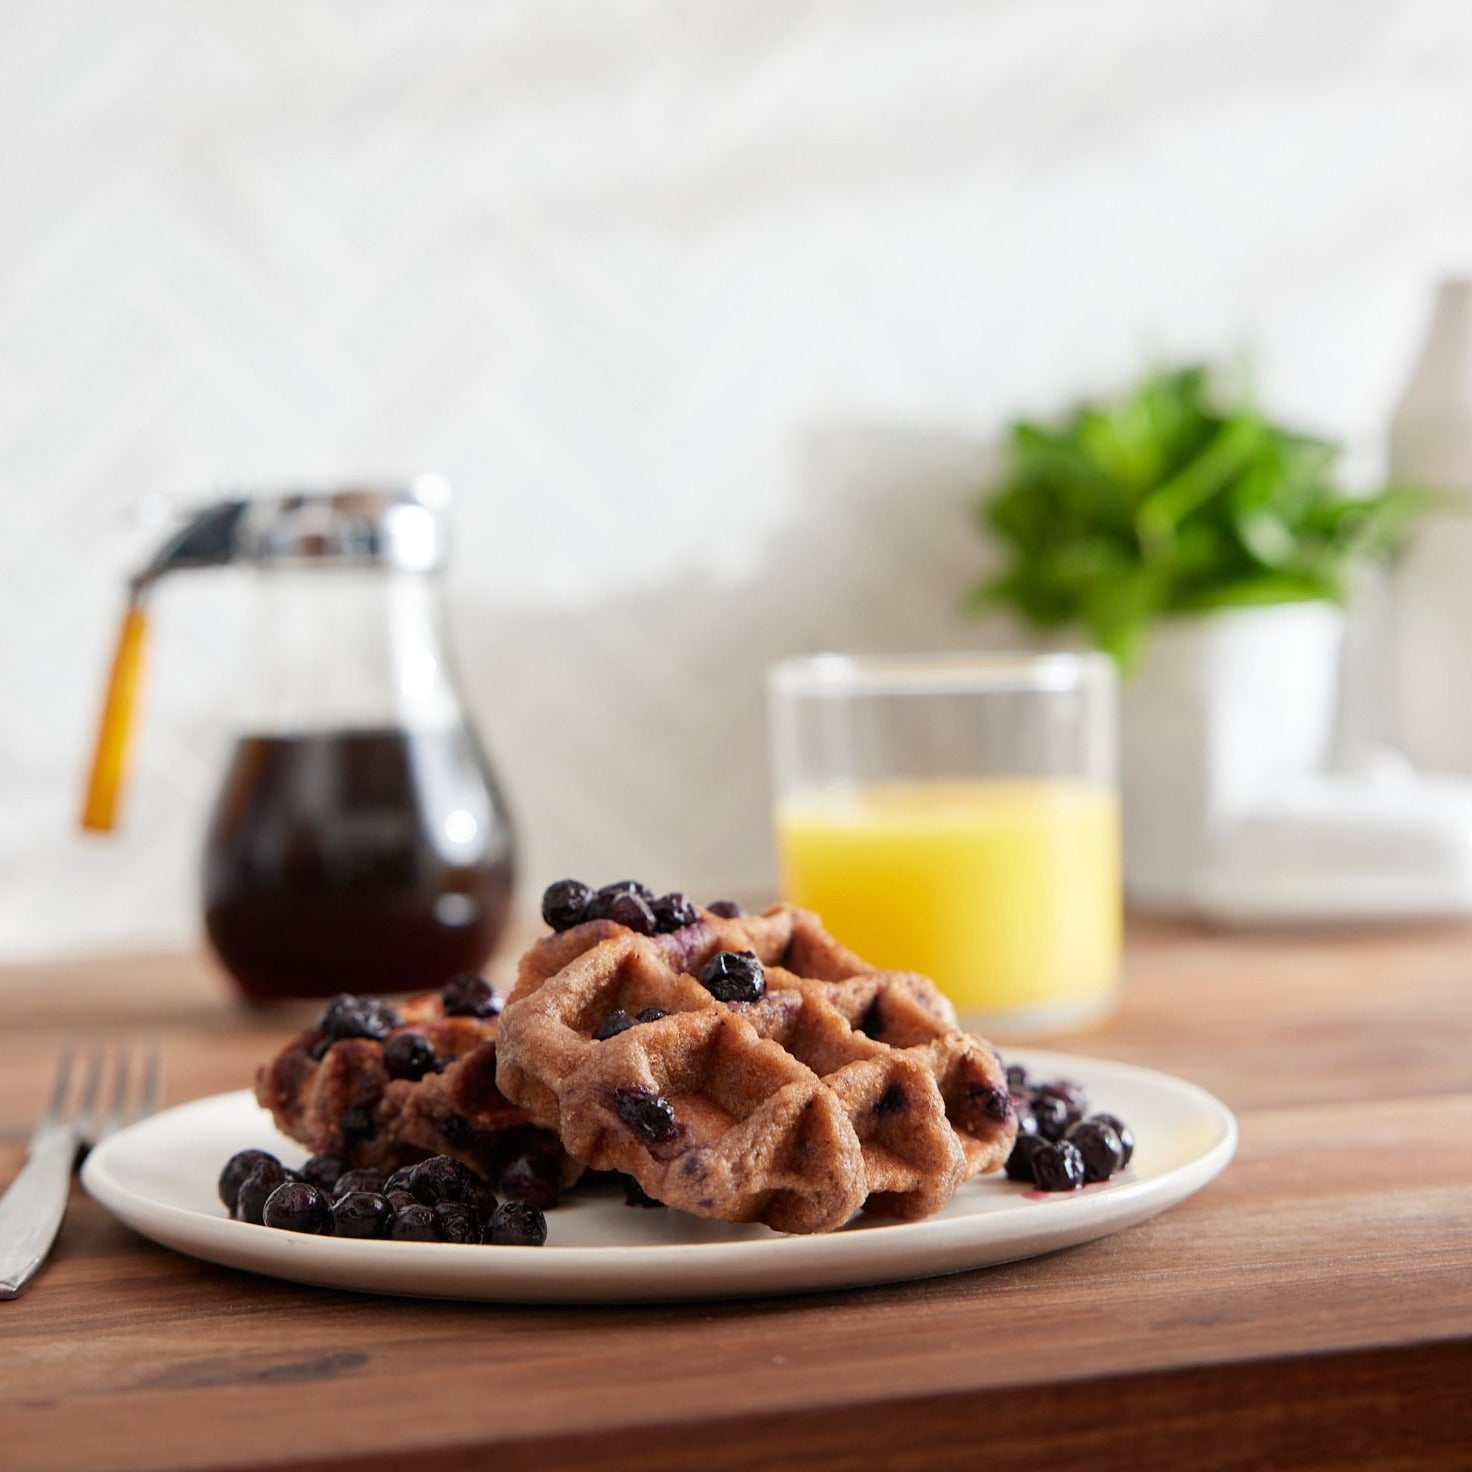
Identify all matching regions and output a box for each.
[3,0,1471,959]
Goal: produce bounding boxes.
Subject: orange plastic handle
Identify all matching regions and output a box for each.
[80,600,150,833]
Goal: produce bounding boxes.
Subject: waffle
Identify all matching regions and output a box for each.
[255,987,561,1186]
[496,904,1016,1233]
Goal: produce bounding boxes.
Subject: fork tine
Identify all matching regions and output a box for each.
[45,1050,75,1123]
[76,1052,105,1135]
[136,1043,161,1122]
[104,1049,133,1135]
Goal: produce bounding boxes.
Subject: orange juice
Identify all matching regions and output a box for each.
[775,779,1121,1028]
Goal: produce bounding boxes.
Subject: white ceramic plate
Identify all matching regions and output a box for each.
[82,1049,1236,1303]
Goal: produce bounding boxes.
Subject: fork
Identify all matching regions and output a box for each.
[0,1045,160,1299]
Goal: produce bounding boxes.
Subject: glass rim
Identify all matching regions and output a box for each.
[766,650,1115,699]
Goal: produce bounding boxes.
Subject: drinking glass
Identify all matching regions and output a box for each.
[767,652,1120,1035]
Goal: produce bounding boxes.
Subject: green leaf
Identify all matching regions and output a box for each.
[967,362,1426,664]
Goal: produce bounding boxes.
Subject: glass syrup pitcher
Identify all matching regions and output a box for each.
[81,480,517,1002]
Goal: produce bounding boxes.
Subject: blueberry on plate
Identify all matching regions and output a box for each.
[485,1200,548,1247]
[218,1149,279,1213]
[1088,1111,1136,1168]
[434,1201,480,1245]
[408,1154,474,1206]
[332,1191,393,1239]
[1065,1119,1125,1183]
[1031,1140,1087,1192]
[464,1179,500,1229]
[262,1181,334,1234]
[235,1159,290,1224]
[333,1167,387,1199]
[496,1149,562,1210]
[1030,1090,1078,1143]
[1005,1133,1049,1184]
[299,1154,346,1193]
[387,1203,444,1242]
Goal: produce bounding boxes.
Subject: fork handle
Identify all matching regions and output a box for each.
[0,1128,78,1299]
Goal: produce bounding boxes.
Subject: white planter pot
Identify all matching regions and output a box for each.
[1120,602,1345,911]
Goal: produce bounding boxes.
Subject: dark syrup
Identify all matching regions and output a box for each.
[202,727,515,1002]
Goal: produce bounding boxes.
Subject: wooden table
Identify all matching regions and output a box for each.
[3,922,1470,1471]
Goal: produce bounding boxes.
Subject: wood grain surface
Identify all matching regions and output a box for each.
[2,919,1470,1472]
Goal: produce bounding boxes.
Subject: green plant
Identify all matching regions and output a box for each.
[969,364,1423,667]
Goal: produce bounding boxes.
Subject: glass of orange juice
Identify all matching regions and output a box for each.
[767,652,1120,1036]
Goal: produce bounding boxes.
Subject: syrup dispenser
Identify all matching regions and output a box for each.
[81,480,517,1001]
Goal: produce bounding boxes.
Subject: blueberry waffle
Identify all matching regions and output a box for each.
[254,977,568,1199]
[495,886,1017,1233]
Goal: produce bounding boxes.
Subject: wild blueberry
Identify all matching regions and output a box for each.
[606,892,658,935]
[588,881,653,920]
[1089,1112,1135,1168]
[441,974,501,1019]
[485,1200,548,1246]
[1005,1062,1029,1091]
[1036,1079,1090,1114]
[1012,1096,1039,1136]
[465,1179,500,1228]
[594,1009,636,1041]
[263,1181,334,1234]
[707,900,745,918]
[333,1168,387,1199]
[614,1085,678,1142]
[219,1149,279,1212]
[635,1007,667,1024]
[697,950,765,1003]
[434,1201,480,1245]
[332,1190,393,1239]
[384,1031,439,1081]
[651,892,699,932]
[384,1165,417,1193]
[542,878,596,931]
[1065,1119,1125,1183]
[1005,1133,1049,1184]
[1030,1091,1077,1142]
[497,1150,562,1210]
[408,1154,474,1206]
[300,1154,346,1193]
[603,879,655,903]
[235,1159,289,1224]
[316,993,402,1046]
[1032,1140,1087,1192]
[387,1203,443,1241]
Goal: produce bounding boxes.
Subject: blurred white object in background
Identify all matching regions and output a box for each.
[1192,756,1472,924]
[1123,277,1472,923]
[1391,278,1472,774]
[1120,603,1343,910]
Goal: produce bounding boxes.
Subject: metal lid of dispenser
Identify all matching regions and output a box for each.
[130,477,451,590]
